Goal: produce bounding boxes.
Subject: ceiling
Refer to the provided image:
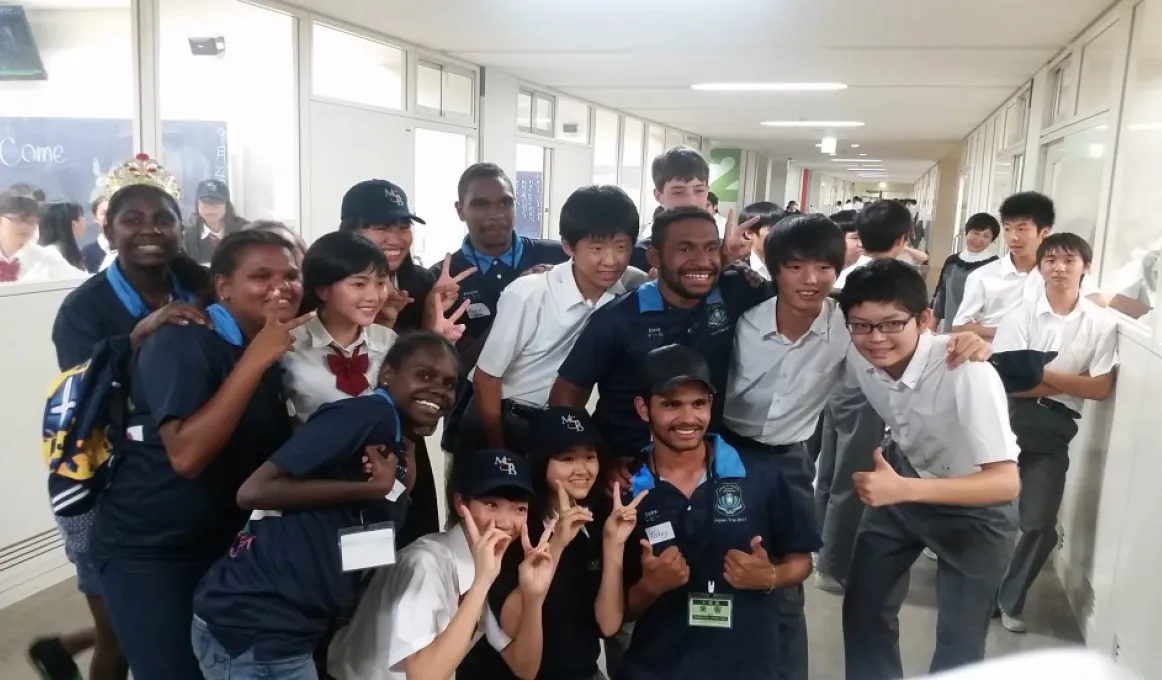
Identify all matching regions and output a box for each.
[23,0,1116,183]
[300,0,1114,184]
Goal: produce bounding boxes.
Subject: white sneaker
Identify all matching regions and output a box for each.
[1001,612,1028,633]
[815,571,844,593]
[923,547,938,561]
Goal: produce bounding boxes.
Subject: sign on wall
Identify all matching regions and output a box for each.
[515,170,544,239]
[709,147,741,203]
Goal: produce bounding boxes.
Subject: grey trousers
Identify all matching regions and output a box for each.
[842,442,1018,680]
[998,399,1079,616]
[816,383,885,583]
[768,442,816,680]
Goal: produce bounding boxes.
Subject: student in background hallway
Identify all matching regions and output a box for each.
[35,155,210,680]
[38,201,88,272]
[839,260,1020,680]
[930,213,1000,332]
[707,190,728,236]
[993,233,1117,634]
[469,185,644,454]
[815,201,912,593]
[737,201,786,280]
[786,201,799,213]
[0,192,85,283]
[82,196,112,272]
[184,180,246,265]
[93,230,307,680]
[192,332,458,680]
[630,147,717,272]
[831,210,863,271]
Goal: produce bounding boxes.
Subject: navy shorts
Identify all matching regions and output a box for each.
[56,510,101,596]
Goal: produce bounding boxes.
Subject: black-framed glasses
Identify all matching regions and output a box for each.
[847,319,911,335]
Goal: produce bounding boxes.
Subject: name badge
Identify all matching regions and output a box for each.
[466,302,492,319]
[688,593,733,629]
[644,521,675,545]
[338,522,396,572]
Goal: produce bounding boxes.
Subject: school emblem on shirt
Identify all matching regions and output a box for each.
[495,455,518,476]
[706,303,728,332]
[715,483,745,517]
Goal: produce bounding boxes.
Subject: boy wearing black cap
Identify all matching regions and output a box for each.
[617,344,820,680]
[837,259,1020,679]
[329,450,555,680]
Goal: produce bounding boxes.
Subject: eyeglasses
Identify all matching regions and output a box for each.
[846,319,912,335]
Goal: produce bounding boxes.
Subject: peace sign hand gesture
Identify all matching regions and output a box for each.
[549,480,594,553]
[517,517,558,599]
[603,482,647,546]
[246,289,315,368]
[433,253,477,312]
[376,276,415,329]
[458,502,513,589]
[720,208,760,267]
[424,288,470,342]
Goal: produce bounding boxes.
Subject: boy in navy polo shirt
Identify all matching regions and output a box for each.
[550,206,772,461]
[190,331,460,679]
[617,344,819,680]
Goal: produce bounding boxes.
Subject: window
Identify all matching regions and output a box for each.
[593,109,619,185]
[311,23,404,111]
[685,134,702,151]
[515,144,548,238]
[1040,125,1108,246]
[555,97,590,143]
[1100,3,1162,325]
[533,93,554,134]
[413,128,475,267]
[1078,25,1118,115]
[642,125,665,216]
[517,91,533,130]
[0,2,133,283]
[1049,56,1078,124]
[665,129,684,150]
[160,0,298,237]
[619,118,645,211]
[1004,91,1030,147]
[417,61,474,119]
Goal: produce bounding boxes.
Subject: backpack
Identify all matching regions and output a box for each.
[42,337,131,517]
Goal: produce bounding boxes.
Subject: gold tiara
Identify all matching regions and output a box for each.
[101,153,182,202]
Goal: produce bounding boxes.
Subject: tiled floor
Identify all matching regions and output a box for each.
[0,554,1083,680]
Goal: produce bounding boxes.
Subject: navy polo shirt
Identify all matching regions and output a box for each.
[91,322,292,562]
[429,233,567,346]
[617,436,822,680]
[194,393,406,660]
[556,274,773,455]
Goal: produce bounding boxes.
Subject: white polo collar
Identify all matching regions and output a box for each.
[551,261,625,309]
[1035,290,1081,320]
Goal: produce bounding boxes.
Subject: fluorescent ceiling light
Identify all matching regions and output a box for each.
[693,82,847,91]
[761,121,864,128]
[829,158,880,162]
[820,137,837,154]
[850,143,861,148]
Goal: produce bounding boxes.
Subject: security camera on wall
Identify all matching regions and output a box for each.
[188,36,226,56]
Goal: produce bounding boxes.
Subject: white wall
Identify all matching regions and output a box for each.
[479,68,519,179]
[768,158,789,206]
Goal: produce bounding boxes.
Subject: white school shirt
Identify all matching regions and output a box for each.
[835,254,872,290]
[0,242,86,283]
[724,297,849,445]
[474,261,624,405]
[282,316,397,422]
[992,293,1118,413]
[952,256,1099,328]
[327,525,511,680]
[748,250,770,281]
[846,334,1018,478]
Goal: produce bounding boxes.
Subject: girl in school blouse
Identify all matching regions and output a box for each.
[92,229,311,680]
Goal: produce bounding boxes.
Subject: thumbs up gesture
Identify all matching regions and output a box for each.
[852,448,909,508]
[639,539,689,596]
[723,536,778,590]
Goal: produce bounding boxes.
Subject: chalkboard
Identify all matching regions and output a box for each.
[0,117,228,219]
[514,170,543,239]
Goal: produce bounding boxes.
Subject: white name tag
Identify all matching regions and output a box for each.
[386,479,406,502]
[467,302,492,319]
[645,521,675,545]
[339,523,396,572]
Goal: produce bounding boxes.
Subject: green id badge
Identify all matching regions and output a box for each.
[688,593,733,629]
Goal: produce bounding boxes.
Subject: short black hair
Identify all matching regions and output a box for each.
[964,212,1000,240]
[651,147,709,191]
[457,162,514,202]
[853,196,864,204]
[386,329,460,375]
[740,201,785,232]
[707,192,719,207]
[855,200,912,253]
[650,206,716,250]
[830,209,859,233]
[838,259,929,318]
[558,185,640,247]
[763,214,845,276]
[999,191,1055,229]
[246,220,307,256]
[210,229,296,279]
[7,182,45,202]
[300,231,388,313]
[1037,232,1093,266]
[0,192,39,219]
